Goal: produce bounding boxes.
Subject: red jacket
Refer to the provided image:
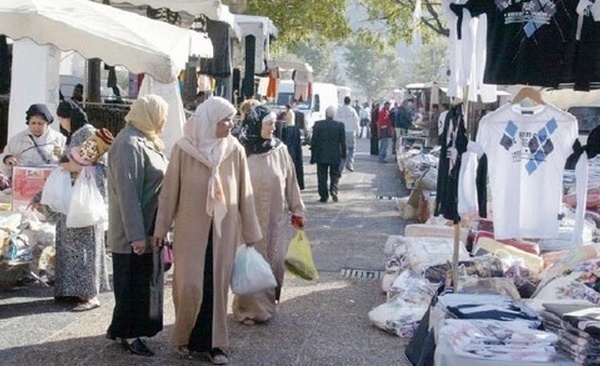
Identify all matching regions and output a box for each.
[377,108,393,138]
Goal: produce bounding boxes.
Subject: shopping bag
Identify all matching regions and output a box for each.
[285,230,319,280]
[40,168,73,214]
[66,167,107,228]
[231,244,277,295]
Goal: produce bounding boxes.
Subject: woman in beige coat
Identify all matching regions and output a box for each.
[152,97,262,365]
[233,105,305,325]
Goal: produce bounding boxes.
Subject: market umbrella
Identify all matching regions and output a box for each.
[0,0,213,83]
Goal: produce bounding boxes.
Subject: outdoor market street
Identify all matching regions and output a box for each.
[0,137,412,366]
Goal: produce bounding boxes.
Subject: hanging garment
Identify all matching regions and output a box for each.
[472,103,583,240]
[571,1,600,91]
[434,104,469,223]
[451,0,578,87]
[202,19,232,78]
[266,67,279,99]
[197,74,212,92]
[242,36,256,99]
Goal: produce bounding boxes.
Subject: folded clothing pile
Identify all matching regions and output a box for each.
[541,303,600,365]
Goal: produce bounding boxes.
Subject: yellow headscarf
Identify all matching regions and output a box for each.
[125,95,168,151]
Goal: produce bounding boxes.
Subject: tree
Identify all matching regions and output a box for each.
[355,0,448,44]
[343,38,406,101]
[286,39,333,81]
[245,0,351,48]
[409,36,449,83]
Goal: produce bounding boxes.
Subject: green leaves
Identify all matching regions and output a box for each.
[245,0,351,48]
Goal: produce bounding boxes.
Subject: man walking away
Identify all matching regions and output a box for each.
[310,106,346,203]
[335,96,360,172]
[377,101,393,163]
[358,102,371,139]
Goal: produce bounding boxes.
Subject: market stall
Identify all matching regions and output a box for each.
[0,0,214,286]
[0,0,214,156]
[371,1,600,365]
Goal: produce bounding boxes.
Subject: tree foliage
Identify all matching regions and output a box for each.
[356,0,448,44]
[409,36,449,83]
[245,0,352,48]
[343,38,406,101]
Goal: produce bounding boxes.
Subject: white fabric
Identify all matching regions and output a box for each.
[335,105,360,133]
[467,15,497,103]
[0,0,213,83]
[442,0,496,102]
[107,0,238,32]
[138,77,185,158]
[438,110,449,136]
[176,97,237,237]
[457,149,479,215]
[474,103,578,240]
[7,40,61,142]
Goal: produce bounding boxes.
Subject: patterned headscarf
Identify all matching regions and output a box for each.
[124,95,168,152]
[239,104,280,157]
[176,97,237,237]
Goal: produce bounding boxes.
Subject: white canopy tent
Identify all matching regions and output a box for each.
[0,0,214,155]
[106,0,242,39]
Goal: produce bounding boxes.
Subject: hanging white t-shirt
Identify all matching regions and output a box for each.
[474,103,577,240]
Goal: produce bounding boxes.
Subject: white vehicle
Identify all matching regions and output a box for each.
[275,80,339,144]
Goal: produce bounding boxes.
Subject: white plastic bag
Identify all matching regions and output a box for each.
[41,168,73,214]
[231,244,277,295]
[66,167,107,228]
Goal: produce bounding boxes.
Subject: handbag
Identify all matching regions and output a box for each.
[162,243,173,272]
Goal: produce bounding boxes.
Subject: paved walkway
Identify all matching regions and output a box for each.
[0,137,412,366]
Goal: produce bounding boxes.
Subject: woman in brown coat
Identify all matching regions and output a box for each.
[152,97,262,365]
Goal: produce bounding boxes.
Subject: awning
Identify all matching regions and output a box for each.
[106,0,242,39]
[0,0,213,83]
[234,14,279,39]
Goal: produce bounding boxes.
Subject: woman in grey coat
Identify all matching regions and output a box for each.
[106,95,169,357]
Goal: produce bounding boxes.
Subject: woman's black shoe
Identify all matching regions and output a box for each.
[120,338,154,357]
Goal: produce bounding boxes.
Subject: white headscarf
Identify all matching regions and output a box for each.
[176,97,237,237]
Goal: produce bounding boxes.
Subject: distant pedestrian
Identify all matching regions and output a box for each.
[377,101,393,163]
[234,104,306,325]
[358,103,371,139]
[310,106,346,203]
[335,96,360,172]
[106,95,168,357]
[370,102,380,155]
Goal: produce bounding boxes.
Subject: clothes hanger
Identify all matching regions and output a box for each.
[512,86,545,106]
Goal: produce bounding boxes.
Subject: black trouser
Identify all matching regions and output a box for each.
[317,163,341,200]
[188,229,214,352]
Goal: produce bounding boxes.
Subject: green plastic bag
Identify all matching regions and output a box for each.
[285,230,319,280]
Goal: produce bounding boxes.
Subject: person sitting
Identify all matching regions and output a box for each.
[0,104,66,180]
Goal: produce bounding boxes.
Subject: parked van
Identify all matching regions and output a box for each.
[275,80,339,144]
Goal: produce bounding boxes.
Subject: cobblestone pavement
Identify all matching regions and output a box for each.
[0,137,412,366]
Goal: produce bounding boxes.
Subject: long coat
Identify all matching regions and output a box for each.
[153,142,262,349]
[232,143,305,322]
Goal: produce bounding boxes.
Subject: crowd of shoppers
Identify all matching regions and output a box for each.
[13,91,430,364]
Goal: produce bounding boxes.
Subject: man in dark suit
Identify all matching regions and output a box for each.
[310,106,347,203]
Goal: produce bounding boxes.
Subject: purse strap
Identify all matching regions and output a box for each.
[28,135,52,164]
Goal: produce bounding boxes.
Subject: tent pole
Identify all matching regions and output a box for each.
[451,88,468,290]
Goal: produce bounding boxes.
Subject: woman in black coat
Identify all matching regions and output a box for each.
[370,102,380,156]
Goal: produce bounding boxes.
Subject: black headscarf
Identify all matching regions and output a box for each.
[566,124,600,169]
[239,105,281,156]
[25,104,54,124]
[56,100,89,143]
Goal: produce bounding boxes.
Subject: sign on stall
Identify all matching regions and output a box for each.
[11,166,56,211]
